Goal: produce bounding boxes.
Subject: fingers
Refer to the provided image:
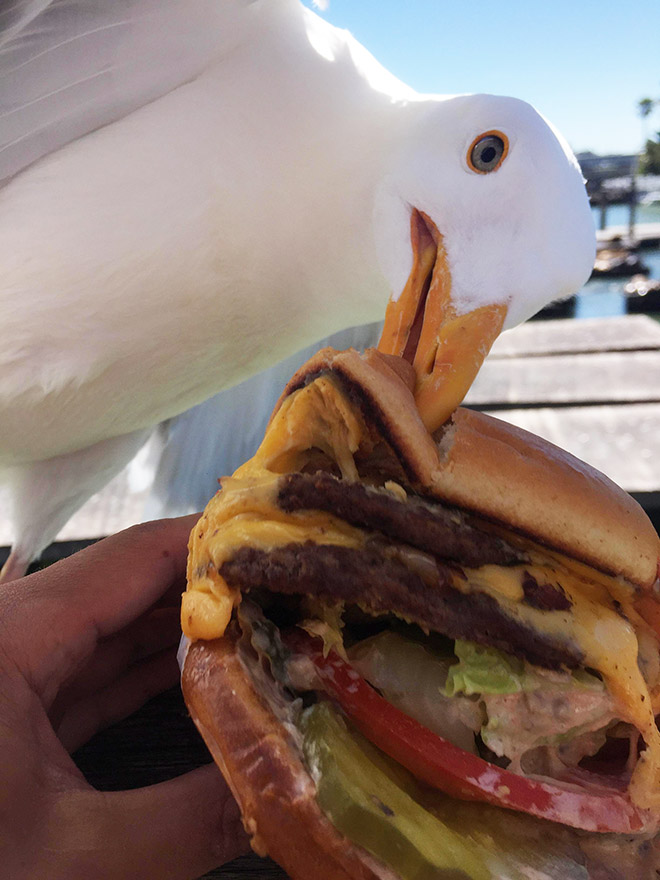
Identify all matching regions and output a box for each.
[47,765,250,880]
[108,765,250,878]
[4,516,198,701]
[49,606,181,728]
[55,648,181,753]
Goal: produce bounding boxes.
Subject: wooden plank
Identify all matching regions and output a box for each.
[465,350,660,407]
[482,403,660,493]
[489,315,660,359]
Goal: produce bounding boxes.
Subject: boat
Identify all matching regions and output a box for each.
[623,274,660,313]
[641,191,660,207]
[591,246,649,278]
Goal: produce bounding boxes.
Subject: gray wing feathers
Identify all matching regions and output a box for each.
[0,0,251,184]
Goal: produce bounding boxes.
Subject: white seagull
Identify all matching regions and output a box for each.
[0,0,595,581]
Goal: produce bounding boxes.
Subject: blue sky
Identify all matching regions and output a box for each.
[303,1,660,157]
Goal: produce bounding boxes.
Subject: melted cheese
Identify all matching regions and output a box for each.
[183,376,370,642]
[182,372,660,812]
[247,374,365,480]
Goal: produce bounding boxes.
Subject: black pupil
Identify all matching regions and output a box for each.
[472,135,504,171]
[481,146,497,164]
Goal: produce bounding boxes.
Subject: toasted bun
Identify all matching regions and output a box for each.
[181,633,399,880]
[275,348,660,590]
[431,408,659,590]
[183,347,660,873]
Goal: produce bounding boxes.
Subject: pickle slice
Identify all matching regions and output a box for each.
[425,796,589,880]
[301,701,491,880]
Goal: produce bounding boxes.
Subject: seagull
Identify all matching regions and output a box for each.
[0,0,595,581]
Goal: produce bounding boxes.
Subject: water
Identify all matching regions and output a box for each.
[591,201,660,230]
[577,247,660,318]
[572,211,660,319]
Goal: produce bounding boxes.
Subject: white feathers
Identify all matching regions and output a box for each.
[302,6,417,102]
[374,94,595,326]
[2,426,149,575]
[0,0,251,185]
[0,0,595,572]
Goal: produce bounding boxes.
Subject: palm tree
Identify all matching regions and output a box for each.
[638,97,659,176]
[639,97,655,122]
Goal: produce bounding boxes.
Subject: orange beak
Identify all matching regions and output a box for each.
[378,210,507,433]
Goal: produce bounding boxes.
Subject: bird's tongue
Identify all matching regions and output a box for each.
[378,210,506,434]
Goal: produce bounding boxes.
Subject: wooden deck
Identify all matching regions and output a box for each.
[464,314,660,506]
[6,313,660,879]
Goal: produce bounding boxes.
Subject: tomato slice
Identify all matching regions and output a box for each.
[289,631,656,834]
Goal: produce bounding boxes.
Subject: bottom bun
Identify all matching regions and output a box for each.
[182,633,399,880]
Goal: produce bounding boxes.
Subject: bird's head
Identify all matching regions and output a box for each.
[374,93,595,432]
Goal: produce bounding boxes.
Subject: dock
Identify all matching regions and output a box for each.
[465,314,660,513]
[596,222,660,248]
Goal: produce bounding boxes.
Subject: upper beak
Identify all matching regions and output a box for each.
[378,210,507,433]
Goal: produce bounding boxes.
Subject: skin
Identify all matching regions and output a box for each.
[0,517,249,879]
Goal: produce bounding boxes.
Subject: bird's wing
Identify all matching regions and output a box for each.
[146,322,384,518]
[0,0,255,185]
[1,425,150,579]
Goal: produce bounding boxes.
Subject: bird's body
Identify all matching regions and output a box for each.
[0,0,595,577]
[0,0,402,463]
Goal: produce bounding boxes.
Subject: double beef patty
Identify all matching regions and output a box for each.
[220,472,582,670]
[277,472,519,569]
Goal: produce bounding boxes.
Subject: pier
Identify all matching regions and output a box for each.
[578,152,660,243]
[596,222,660,248]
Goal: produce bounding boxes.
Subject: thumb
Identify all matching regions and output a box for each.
[50,765,250,880]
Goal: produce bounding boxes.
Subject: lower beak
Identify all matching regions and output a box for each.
[378,210,507,433]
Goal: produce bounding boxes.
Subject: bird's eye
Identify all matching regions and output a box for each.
[468,131,508,173]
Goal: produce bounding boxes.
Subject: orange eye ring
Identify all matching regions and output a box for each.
[467,130,509,174]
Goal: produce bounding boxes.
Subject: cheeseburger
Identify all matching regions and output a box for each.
[181,345,660,880]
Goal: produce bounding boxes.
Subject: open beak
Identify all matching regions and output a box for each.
[378,210,507,433]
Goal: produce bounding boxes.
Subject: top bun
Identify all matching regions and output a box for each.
[432,408,659,590]
[275,348,660,591]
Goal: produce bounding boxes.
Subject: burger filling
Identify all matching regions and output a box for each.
[182,364,660,878]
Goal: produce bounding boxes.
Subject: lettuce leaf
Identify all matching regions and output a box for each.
[445,640,604,697]
[445,640,527,696]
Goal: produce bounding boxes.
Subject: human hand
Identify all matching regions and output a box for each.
[0,518,249,879]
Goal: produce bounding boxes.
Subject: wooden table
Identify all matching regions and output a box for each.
[13,314,660,878]
[465,314,660,513]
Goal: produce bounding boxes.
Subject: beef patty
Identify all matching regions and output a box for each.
[220,542,582,670]
[277,472,520,569]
